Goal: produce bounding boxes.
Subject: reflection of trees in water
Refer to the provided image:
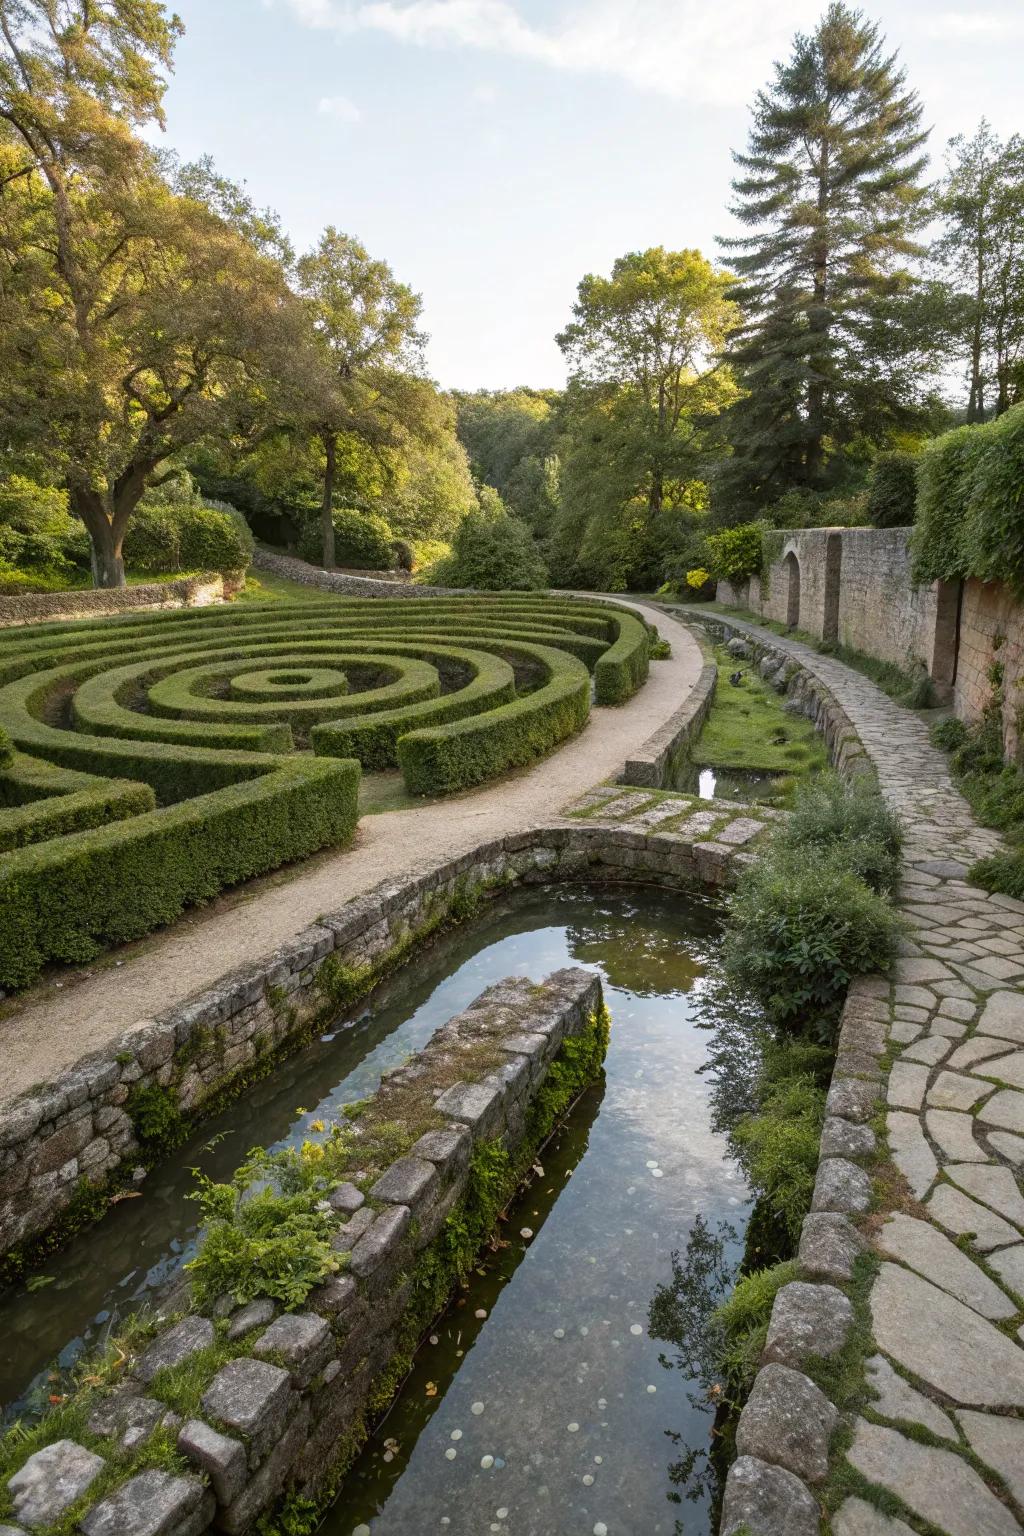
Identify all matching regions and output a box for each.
[647,1215,739,1532]
[565,909,716,998]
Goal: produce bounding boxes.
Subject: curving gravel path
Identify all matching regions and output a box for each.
[0,599,703,1101]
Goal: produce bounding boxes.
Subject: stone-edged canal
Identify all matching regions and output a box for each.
[1,885,750,1535]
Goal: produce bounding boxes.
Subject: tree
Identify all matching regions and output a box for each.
[720,3,930,507]
[552,248,736,588]
[453,388,562,534]
[934,122,1024,420]
[0,1,294,585]
[436,487,549,591]
[293,229,425,568]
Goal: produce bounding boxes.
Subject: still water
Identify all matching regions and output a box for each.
[1,886,749,1535]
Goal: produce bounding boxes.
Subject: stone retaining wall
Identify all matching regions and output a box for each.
[0,969,603,1536]
[0,819,748,1267]
[0,573,241,629]
[722,975,885,1536]
[253,546,467,599]
[619,637,717,788]
[719,526,1024,757]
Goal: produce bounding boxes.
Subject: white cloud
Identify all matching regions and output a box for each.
[472,82,498,104]
[284,0,821,106]
[317,93,363,120]
[923,9,1024,39]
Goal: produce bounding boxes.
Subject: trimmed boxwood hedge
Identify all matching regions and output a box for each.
[397,645,591,794]
[0,592,653,986]
[0,757,359,989]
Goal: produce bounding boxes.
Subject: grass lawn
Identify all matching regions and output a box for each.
[691,643,829,781]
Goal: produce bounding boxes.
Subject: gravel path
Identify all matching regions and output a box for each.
[698,612,1024,1536]
[0,599,702,1100]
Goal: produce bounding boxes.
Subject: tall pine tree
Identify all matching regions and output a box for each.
[719,3,929,510]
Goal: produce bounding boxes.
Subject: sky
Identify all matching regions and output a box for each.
[156,0,1024,391]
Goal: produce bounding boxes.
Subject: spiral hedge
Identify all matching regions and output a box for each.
[0,593,651,988]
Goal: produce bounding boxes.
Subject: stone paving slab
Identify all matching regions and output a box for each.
[701,613,1024,1536]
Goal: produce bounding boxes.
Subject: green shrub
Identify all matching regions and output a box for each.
[0,757,360,990]
[0,725,11,771]
[912,418,993,583]
[867,451,918,529]
[593,611,651,704]
[705,522,765,582]
[931,717,969,752]
[124,482,254,575]
[0,475,90,582]
[187,1172,341,1310]
[722,843,901,1041]
[970,849,1024,899]
[391,538,414,572]
[713,1259,798,1400]
[433,504,548,591]
[779,772,903,894]
[297,508,396,570]
[734,1072,825,1245]
[962,404,1024,590]
[397,650,590,794]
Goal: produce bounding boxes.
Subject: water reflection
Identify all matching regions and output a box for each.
[1,887,750,1536]
[322,891,749,1536]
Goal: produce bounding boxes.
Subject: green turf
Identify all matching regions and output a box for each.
[691,645,829,779]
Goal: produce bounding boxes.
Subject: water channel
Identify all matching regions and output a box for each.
[0,884,750,1535]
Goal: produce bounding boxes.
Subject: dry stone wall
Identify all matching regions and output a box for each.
[719,525,1024,755]
[0,811,762,1267]
[253,546,467,599]
[0,969,603,1536]
[0,573,239,629]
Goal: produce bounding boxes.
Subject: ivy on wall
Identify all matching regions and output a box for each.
[912,404,1024,591]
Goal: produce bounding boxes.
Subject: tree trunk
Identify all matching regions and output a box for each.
[321,431,337,569]
[967,222,986,423]
[70,489,127,588]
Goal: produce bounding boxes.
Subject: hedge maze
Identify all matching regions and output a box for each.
[0,594,651,988]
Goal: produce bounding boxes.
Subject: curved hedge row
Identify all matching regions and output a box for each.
[0,594,652,986]
[912,404,1024,589]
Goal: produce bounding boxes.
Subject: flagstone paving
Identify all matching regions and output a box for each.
[687,613,1024,1536]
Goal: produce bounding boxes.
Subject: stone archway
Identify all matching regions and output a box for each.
[784,551,801,629]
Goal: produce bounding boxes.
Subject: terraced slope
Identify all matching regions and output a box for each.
[0,595,651,988]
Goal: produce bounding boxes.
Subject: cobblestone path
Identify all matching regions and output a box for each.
[682,613,1024,1536]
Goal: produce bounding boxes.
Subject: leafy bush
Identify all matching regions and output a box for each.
[0,476,91,586]
[433,503,549,591]
[297,508,396,570]
[0,726,11,771]
[188,1170,340,1310]
[913,409,1024,588]
[733,1070,825,1245]
[391,538,414,572]
[125,479,254,574]
[931,717,969,752]
[867,451,917,529]
[713,1259,799,1400]
[970,850,1024,900]
[705,522,765,581]
[722,842,901,1041]
[778,772,903,893]
[962,404,1024,590]
[0,757,360,990]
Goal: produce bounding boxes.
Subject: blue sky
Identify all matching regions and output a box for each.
[158,0,1024,390]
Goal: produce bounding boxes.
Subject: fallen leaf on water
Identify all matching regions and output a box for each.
[425,1382,437,1397]
[110,1191,142,1204]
